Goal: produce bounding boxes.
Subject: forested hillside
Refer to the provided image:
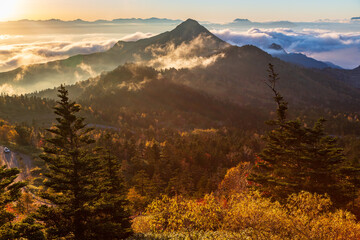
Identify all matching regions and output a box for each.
[1,19,360,240]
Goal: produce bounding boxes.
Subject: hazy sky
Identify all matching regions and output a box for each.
[2,0,359,22]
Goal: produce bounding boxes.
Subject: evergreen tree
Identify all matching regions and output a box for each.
[36,86,132,239]
[90,134,132,239]
[14,216,45,240]
[36,85,98,239]
[133,170,151,197]
[0,166,26,238]
[249,64,355,207]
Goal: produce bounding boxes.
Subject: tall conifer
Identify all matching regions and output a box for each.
[37,85,132,239]
[249,64,355,207]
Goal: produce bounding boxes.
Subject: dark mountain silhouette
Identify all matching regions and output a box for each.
[34,64,262,129]
[2,17,181,25]
[324,65,360,88]
[4,19,360,113]
[162,45,360,111]
[268,43,285,51]
[230,19,296,28]
[35,46,360,115]
[233,18,251,23]
[0,19,228,93]
[268,43,342,69]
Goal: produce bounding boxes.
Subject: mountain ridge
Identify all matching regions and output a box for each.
[2,19,360,113]
[267,43,342,69]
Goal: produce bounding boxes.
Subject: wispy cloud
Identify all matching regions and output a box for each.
[120,32,154,42]
[145,34,227,69]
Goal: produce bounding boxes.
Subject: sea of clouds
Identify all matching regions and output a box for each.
[0,32,155,72]
[0,25,359,73]
[211,28,360,69]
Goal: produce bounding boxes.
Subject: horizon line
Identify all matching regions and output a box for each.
[1,16,359,24]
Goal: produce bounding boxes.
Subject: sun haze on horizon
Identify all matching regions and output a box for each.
[0,0,19,21]
[1,0,359,23]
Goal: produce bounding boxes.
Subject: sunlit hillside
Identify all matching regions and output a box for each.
[1,1,360,239]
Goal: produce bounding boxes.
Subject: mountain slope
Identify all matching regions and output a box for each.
[164,45,360,111]
[34,64,263,129]
[0,19,228,93]
[324,66,360,88]
[5,19,360,114]
[268,43,342,69]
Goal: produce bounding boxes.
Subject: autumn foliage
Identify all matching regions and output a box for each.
[133,191,360,239]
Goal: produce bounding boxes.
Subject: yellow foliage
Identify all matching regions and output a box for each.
[132,215,152,233]
[223,192,289,239]
[127,187,148,214]
[146,194,223,233]
[0,120,18,143]
[285,191,360,239]
[140,191,360,239]
[192,128,217,135]
[218,162,251,197]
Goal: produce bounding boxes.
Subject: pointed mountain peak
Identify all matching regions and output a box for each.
[268,43,284,51]
[171,19,209,36]
[176,19,202,28]
[166,19,225,45]
[110,18,227,55]
[267,43,287,55]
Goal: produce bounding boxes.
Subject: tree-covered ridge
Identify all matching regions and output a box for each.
[0,95,54,125]
[34,64,265,130]
[3,64,360,239]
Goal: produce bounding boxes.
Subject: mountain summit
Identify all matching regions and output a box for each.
[169,19,215,43]
[0,19,229,93]
[268,43,285,51]
[112,18,226,47]
[0,18,358,110]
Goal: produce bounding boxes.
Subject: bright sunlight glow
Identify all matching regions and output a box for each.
[0,0,17,21]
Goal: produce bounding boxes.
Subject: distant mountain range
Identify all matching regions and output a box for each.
[3,17,182,24]
[267,43,342,69]
[4,17,359,24]
[1,19,360,113]
[230,19,296,28]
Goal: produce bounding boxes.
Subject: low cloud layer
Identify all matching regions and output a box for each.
[0,31,157,73]
[212,28,360,68]
[0,37,118,72]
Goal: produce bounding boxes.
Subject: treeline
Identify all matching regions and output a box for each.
[129,65,360,239]
[0,119,41,148]
[0,95,55,125]
[3,65,360,239]
[1,86,132,239]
